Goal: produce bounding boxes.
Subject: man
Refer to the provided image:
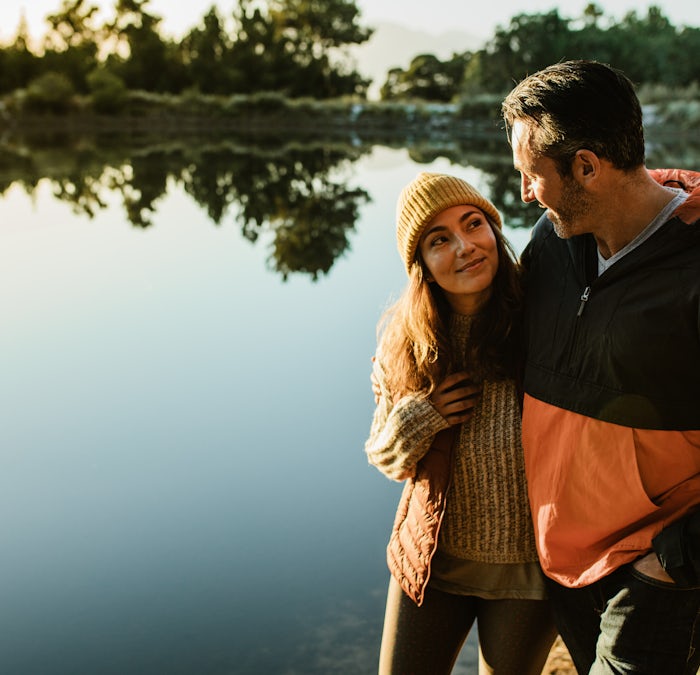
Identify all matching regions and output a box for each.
[502,60,700,673]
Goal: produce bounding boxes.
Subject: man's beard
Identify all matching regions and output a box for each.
[549,178,592,239]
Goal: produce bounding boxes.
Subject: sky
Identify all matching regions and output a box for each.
[1,0,700,44]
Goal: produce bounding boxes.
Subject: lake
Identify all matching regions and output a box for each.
[0,131,695,674]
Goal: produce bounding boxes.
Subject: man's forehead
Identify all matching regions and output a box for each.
[510,120,535,168]
[511,120,534,149]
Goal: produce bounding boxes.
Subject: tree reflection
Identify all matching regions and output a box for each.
[0,135,371,281]
[269,180,369,280]
[179,142,371,279]
[0,129,697,278]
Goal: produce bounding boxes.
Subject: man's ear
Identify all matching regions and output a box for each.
[573,149,600,184]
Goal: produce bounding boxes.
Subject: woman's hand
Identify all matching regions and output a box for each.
[431,372,480,426]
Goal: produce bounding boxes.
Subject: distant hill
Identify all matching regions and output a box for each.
[352,21,486,99]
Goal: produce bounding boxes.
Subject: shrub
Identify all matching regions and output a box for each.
[87,69,128,114]
[24,72,76,113]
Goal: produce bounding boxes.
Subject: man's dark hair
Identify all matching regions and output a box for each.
[501,60,645,176]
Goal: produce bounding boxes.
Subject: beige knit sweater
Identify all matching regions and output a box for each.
[365,313,538,564]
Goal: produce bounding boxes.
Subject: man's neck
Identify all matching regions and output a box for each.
[594,170,679,259]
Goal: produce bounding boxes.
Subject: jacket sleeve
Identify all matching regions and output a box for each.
[364,356,450,481]
[652,510,700,587]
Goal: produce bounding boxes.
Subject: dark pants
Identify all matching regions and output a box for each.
[378,576,557,675]
[546,563,700,674]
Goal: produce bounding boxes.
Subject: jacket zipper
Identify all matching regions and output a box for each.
[566,284,591,368]
[577,285,591,317]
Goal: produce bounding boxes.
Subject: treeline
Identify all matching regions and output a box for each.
[382,5,700,101]
[0,0,699,114]
[0,0,373,110]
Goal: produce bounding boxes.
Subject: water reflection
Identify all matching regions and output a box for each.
[0,133,533,283]
[2,128,695,280]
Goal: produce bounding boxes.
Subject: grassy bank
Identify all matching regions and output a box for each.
[0,90,514,140]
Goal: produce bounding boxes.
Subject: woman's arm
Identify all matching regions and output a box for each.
[364,358,478,481]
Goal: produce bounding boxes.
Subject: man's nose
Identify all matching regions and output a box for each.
[521,176,535,203]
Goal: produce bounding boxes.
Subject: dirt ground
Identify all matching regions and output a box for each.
[543,636,576,674]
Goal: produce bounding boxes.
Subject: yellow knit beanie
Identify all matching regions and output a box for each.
[396,172,502,274]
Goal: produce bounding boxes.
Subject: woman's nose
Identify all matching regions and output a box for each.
[455,234,475,255]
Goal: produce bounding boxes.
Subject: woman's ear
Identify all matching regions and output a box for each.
[414,257,433,283]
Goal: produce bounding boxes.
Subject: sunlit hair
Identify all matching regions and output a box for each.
[502,60,645,177]
[377,219,523,399]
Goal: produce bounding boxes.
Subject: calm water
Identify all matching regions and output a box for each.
[0,134,694,674]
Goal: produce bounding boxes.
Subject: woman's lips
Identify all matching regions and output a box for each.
[457,257,485,273]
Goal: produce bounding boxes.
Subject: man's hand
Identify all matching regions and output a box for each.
[633,551,676,584]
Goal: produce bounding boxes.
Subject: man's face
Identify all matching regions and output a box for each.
[511,120,593,239]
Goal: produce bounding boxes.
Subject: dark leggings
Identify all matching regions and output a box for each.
[378,576,557,675]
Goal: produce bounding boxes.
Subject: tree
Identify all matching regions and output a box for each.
[582,3,605,28]
[44,0,101,51]
[224,0,372,97]
[264,0,373,97]
[0,14,40,94]
[380,52,470,102]
[675,26,700,88]
[610,6,678,85]
[180,6,232,94]
[41,0,101,92]
[476,10,573,93]
[227,1,294,93]
[103,0,185,92]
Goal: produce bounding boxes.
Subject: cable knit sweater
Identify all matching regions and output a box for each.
[365,313,538,565]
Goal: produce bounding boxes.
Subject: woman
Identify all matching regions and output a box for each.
[365,172,556,674]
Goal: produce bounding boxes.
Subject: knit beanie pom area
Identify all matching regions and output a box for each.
[396,172,502,274]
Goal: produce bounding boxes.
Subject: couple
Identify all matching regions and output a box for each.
[365,60,700,674]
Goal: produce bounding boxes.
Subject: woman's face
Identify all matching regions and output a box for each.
[418,204,499,315]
